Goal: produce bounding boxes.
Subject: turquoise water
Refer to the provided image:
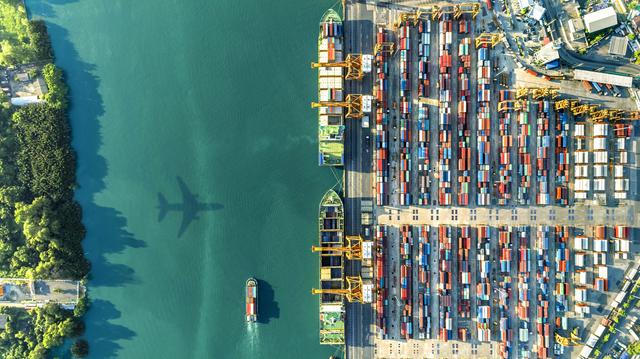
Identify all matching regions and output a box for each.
[27,0,342,357]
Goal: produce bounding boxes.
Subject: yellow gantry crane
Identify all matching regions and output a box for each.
[515,87,560,100]
[311,54,364,80]
[311,94,365,119]
[498,100,527,112]
[393,10,422,29]
[453,3,480,19]
[311,276,364,303]
[475,33,503,48]
[311,235,363,260]
[374,42,395,55]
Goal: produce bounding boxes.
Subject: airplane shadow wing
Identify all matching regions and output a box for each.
[177,214,193,239]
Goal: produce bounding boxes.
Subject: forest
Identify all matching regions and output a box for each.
[0,0,90,357]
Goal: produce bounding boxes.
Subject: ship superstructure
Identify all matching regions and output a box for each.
[318,189,345,344]
[317,9,345,166]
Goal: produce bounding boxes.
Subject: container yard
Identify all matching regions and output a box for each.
[312,2,640,359]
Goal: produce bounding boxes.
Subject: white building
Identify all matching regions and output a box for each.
[583,7,618,33]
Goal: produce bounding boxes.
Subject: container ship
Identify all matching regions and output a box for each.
[246,278,258,322]
[317,9,345,166]
[317,189,345,344]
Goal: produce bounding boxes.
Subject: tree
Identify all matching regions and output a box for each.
[70,339,88,358]
[629,341,640,355]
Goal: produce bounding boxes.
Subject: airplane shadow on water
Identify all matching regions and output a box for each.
[157,176,224,238]
[256,279,279,324]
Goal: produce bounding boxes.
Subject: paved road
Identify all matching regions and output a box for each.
[344,2,374,359]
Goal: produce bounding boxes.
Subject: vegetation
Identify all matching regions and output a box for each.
[0,1,53,66]
[629,33,636,41]
[71,339,89,358]
[629,341,640,355]
[0,1,90,358]
[0,304,85,359]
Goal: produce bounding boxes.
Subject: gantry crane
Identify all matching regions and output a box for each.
[393,10,422,29]
[498,100,527,112]
[312,54,366,81]
[571,102,595,117]
[374,42,395,55]
[311,235,363,260]
[475,33,503,48]
[554,99,575,111]
[311,276,364,303]
[312,94,365,119]
[516,87,529,99]
[453,3,480,19]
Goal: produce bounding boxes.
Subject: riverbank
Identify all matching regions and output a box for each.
[0,0,89,357]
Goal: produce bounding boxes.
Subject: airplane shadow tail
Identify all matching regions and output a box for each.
[157,193,168,222]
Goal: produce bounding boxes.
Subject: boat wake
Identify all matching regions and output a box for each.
[242,322,260,352]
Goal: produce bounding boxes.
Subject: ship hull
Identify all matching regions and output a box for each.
[318,189,345,344]
[317,9,345,167]
[246,278,258,322]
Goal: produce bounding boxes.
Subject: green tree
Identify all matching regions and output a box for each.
[70,339,88,358]
[629,341,640,355]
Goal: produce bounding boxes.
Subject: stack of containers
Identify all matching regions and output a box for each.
[418,225,431,338]
[417,103,431,205]
[613,226,630,260]
[457,23,471,206]
[418,19,431,98]
[375,27,389,206]
[536,101,551,205]
[438,225,453,341]
[555,110,569,205]
[554,226,569,331]
[476,225,491,342]
[593,225,608,292]
[592,122,609,203]
[517,106,532,205]
[476,44,491,206]
[400,224,413,339]
[498,226,513,359]
[497,90,514,205]
[438,18,453,205]
[573,232,589,315]
[613,122,631,200]
[573,122,589,200]
[517,226,531,356]
[399,23,412,206]
[375,225,388,337]
[417,20,431,205]
[536,226,551,358]
[458,226,471,320]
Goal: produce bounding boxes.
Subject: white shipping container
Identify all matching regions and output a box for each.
[575,178,590,191]
[575,236,589,250]
[614,165,624,178]
[616,138,627,150]
[575,165,589,178]
[593,178,606,191]
[597,265,608,279]
[575,123,586,136]
[575,151,589,164]
[593,123,608,136]
[594,151,608,164]
[615,191,628,199]
[593,137,607,150]
[575,252,586,267]
[619,151,628,164]
[593,165,607,178]
[575,191,587,199]
[615,178,629,191]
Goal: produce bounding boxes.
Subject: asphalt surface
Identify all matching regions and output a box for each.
[344,2,374,359]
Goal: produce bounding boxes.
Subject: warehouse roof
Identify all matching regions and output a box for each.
[574,69,633,88]
[583,7,618,33]
[609,36,628,56]
[530,4,546,21]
